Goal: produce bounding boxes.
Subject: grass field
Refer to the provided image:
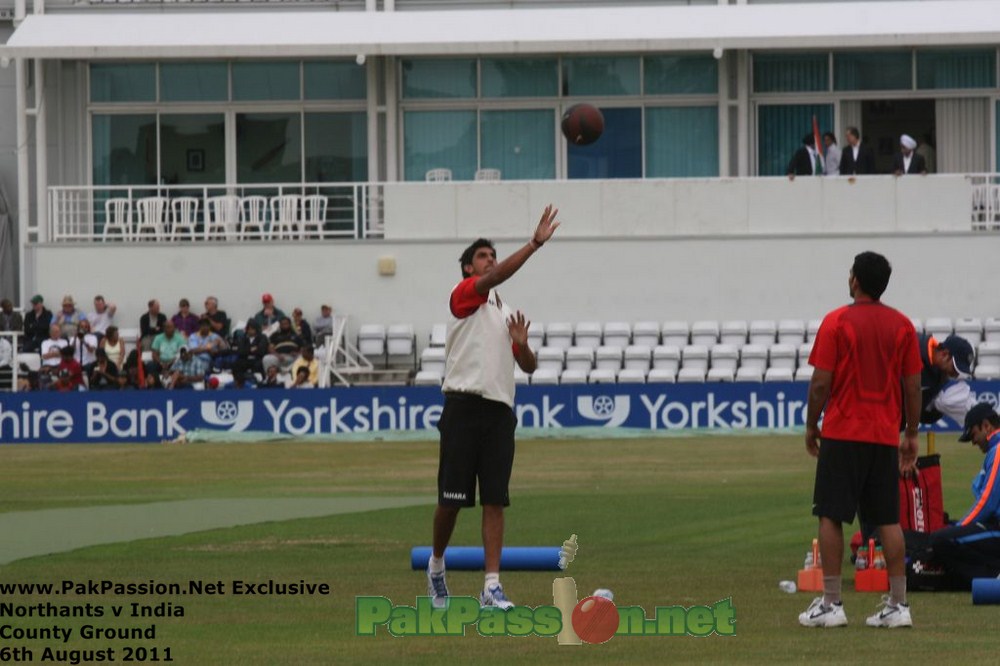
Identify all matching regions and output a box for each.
[0,433,995,665]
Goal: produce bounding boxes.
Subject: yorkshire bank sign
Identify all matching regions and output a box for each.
[0,383,990,444]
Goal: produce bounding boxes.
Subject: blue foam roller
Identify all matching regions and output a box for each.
[971,578,1000,605]
[410,546,561,571]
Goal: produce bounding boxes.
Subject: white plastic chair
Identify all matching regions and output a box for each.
[240,196,269,240]
[425,168,452,182]
[171,197,200,241]
[420,347,446,375]
[429,324,448,348]
[301,194,328,239]
[270,195,302,240]
[135,197,169,241]
[205,195,240,241]
[102,198,132,241]
[474,168,501,182]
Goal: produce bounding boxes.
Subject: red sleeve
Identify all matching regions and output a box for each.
[808,310,840,371]
[901,322,922,376]
[450,277,488,319]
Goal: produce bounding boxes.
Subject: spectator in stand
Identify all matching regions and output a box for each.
[234,320,268,378]
[187,317,226,367]
[71,318,99,370]
[140,299,167,351]
[290,345,319,387]
[100,326,127,370]
[118,350,145,390]
[291,308,313,347]
[166,346,207,390]
[227,370,253,390]
[52,345,84,392]
[787,133,822,179]
[254,293,286,334]
[23,295,52,353]
[87,295,116,335]
[917,131,937,174]
[893,134,928,176]
[0,336,12,384]
[0,298,24,337]
[172,299,200,337]
[313,304,334,347]
[40,324,68,371]
[202,296,230,339]
[54,295,85,339]
[264,316,303,373]
[88,348,119,391]
[259,364,284,389]
[839,127,876,176]
[291,366,312,389]
[151,319,187,376]
[823,132,841,177]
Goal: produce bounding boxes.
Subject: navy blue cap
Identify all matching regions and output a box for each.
[940,335,975,377]
[959,402,997,442]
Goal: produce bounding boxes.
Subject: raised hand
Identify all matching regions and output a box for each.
[532,205,561,246]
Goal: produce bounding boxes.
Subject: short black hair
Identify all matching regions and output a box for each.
[851,251,892,300]
[846,126,860,141]
[802,133,814,146]
[823,132,836,144]
[459,238,495,278]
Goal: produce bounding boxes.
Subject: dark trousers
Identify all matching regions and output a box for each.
[905,522,1000,587]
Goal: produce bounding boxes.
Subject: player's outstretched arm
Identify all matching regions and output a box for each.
[508,311,537,374]
[475,205,560,295]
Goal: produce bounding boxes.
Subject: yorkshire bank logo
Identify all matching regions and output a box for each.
[201,400,254,432]
[577,395,631,427]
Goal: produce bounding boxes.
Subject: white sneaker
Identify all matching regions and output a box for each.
[798,597,848,628]
[479,583,514,610]
[426,568,449,609]
[866,596,912,628]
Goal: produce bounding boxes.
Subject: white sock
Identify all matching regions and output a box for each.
[484,573,500,592]
[428,555,445,574]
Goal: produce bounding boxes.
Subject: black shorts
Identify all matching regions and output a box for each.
[437,393,516,508]
[812,438,899,526]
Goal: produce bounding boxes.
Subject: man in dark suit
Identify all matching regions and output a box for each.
[787,133,819,179]
[893,134,927,176]
[839,127,876,175]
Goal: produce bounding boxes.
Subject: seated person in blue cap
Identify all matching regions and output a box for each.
[914,333,976,426]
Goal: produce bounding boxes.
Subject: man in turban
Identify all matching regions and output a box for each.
[893,134,927,176]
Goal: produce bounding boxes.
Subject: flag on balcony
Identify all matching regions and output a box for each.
[812,115,825,175]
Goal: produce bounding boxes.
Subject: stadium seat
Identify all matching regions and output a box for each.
[749,320,777,345]
[924,317,953,340]
[978,341,1000,367]
[690,321,719,347]
[530,368,560,385]
[660,321,689,348]
[387,324,416,366]
[595,345,624,371]
[710,344,739,372]
[118,327,140,348]
[646,368,677,384]
[681,344,709,372]
[798,342,814,367]
[565,346,595,372]
[16,352,41,372]
[720,320,748,346]
[603,322,632,348]
[769,343,797,371]
[429,323,447,348]
[574,321,603,349]
[677,367,706,383]
[806,319,822,342]
[546,323,573,350]
[420,347,446,375]
[623,345,652,372]
[985,317,1000,342]
[765,367,794,382]
[909,318,924,335]
[795,366,814,382]
[707,367,735,382]
[414,370,443,386]
[358,324,386,363]
[974,364,1000,379]
[735,367,763,382]
[632,321,660,348]
[514,367,530,385]
[954,318,983,346]
[527,324,545,350]
[589,368,616,384]
[537,347,566,373]
[617,368,647,384]
[652,345,681,374]
[560,368,588,385]
[778,319,806,344]
[740,344,768,372]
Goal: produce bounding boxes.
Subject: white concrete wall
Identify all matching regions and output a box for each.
[26,231,997,350]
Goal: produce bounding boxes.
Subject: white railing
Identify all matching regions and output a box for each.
[47,182,384,243]
[968,174,1000,231]
[0,331,20,393]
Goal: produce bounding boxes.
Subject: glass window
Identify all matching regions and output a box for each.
[756,104,833,176]
[305,112,368,182]
[92,114,158,185]
[304,61,367,100]
[917,49,996,90]
[563,57,640,97]
[753,53,828,93]
[480,110,555,180]
[90,64,156,103]
[834,51,911,91]
[403,110,477,181]
[401,59,477,99]
[481,59,558,98]
[645,106,719,178]
[568,107,641,179]
[644,55,718,95]
[160,63,228,103]
[232,62,300,101]
[160,114,226,186]
[236,113,303,183]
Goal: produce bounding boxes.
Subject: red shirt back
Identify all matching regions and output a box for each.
[809,301,921,446]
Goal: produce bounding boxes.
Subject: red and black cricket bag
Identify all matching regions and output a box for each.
[899,454,946,533]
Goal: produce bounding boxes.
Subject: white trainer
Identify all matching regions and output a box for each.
[866,596,913,628]
[798,597,848,628]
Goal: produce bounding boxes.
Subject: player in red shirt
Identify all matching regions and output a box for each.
[800,251,922,629]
